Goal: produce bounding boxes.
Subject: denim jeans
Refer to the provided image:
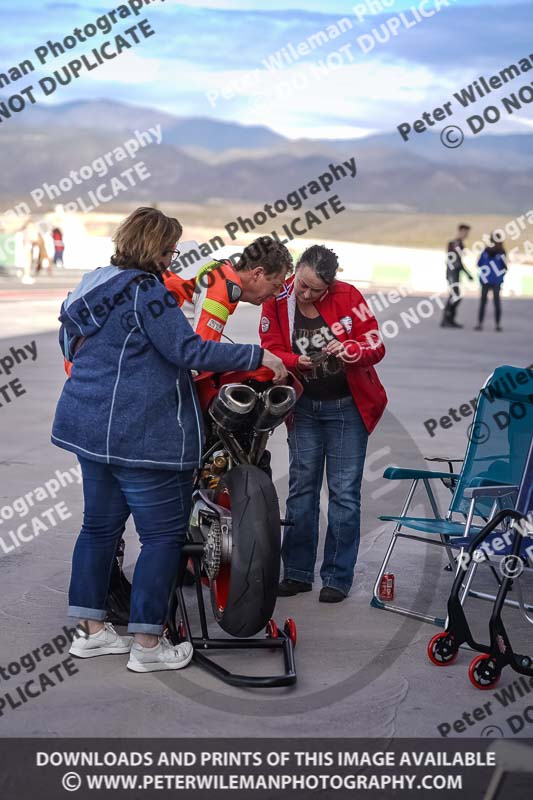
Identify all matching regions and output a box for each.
[68,457,193,635]
[283,395,368,594]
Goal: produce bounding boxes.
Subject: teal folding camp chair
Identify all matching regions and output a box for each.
[371,365,533,626]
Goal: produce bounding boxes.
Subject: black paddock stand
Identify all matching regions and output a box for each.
[166,543,297,688]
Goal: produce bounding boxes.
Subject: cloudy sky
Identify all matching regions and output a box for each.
[2,0,533,138]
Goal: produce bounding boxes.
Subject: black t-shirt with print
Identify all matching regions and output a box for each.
[292,305,350,401]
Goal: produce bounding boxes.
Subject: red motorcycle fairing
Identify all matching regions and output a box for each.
[193,367,303,415]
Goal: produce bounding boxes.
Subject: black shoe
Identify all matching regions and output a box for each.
[277,579,312,597]
[448,321,463,328]
[440,320,452,328]
[105,609,130,626]
[105,590,130,626]
[474,324,482,331]
[496,325,503,332]
[319,587,346,603]
[105,559,132,625]
[108,557,132,599]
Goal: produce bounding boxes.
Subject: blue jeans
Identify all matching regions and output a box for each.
[283,395,368,594]
[68,457,193,635]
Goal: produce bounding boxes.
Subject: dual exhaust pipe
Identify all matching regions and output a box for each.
[209,383,297,433]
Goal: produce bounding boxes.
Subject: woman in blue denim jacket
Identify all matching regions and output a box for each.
[52,207,285,673]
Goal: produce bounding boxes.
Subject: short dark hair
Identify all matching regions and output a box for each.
[296,244,339,285]
[235,236,293,276]
[458,223,471,232]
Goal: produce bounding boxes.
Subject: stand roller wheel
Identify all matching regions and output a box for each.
[468,654,501,689]
[265,619,279,639]
[284,618,297,648]
[427,631,459,666]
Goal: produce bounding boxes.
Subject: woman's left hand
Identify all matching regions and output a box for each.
[325,339,347,360]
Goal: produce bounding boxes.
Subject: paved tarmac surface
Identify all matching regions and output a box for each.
[0,274,532,738]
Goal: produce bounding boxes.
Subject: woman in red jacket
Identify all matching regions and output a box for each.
[260,244,387,602]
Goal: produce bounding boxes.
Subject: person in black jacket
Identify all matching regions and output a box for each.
[441,224,473,328]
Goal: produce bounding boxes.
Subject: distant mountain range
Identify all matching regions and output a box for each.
[1,98,531,214]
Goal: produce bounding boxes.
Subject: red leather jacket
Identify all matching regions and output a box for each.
[260,276,387,434]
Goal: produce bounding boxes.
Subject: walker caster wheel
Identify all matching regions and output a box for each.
[427,631,458,666]
[284,618,297,648]
[468,654,501,690]
[265,619,279,639]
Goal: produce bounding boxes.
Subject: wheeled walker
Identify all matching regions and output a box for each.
[428,439,533,689]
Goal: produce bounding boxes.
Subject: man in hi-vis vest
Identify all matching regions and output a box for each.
[164,236,293,341]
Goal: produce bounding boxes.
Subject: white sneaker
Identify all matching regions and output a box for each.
[127,637,194,673]
[69,622,133,658]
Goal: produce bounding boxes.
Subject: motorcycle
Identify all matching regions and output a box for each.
[106,365,302,685]
[184,365,302,638]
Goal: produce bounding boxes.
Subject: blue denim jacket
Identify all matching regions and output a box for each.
[51,266,261,470]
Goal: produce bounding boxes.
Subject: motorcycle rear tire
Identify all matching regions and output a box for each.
[211,464,281,637]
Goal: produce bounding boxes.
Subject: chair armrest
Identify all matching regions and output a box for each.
[424,457,463,463]
[383,467,461,481]
[464,484,519,499]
